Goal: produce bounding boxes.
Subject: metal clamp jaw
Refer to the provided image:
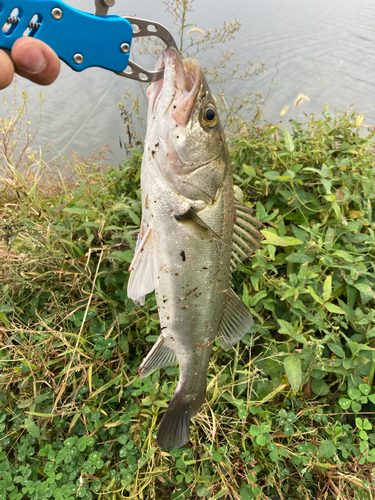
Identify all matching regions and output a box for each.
[94,0,115,18]
[95,0,178,82]
[0,0,178,83]
[118,17,178,83]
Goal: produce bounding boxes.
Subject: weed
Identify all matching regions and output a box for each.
[1,106,375,499]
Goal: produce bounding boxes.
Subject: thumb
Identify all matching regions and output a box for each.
[12,37,60,85]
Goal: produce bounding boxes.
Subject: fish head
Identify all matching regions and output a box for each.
[147,47,229,204]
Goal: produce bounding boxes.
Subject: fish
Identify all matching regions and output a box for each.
[127,47,263,449]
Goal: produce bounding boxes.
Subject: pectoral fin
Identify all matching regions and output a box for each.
[175,208,226,244]
[138,335,178,377]
[217,288,253,349]
[127,227,159,303]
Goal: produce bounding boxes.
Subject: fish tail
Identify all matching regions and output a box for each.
[157,387,206,449]
[156,392,192,449]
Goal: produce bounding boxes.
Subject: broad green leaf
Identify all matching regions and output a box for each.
[328,343,344,358]
[0,313,10,329]
[269,451,279,462]
[241,486,261,500]
[108,250,134,263]
[359,384,371,396]
[325,302,345,314]
[256,434,269,446]
[284,355,302,392]
[321,178,332,193]
[348,388,361,401]
[307,286,324,305]
[195,485,209,498]
[24,418,40,439]
[363,419,372,430]
[283,236,304,246]
[292,225,309,242]
[277,319,294,336]
[354,283,375,300]
[261,230,287,246]
[263,170,280,180]
[355,417,363,429]
[368,394,375,405]
[351,401,362,413]
[359,430,369,440]
[249,425,261,436]
[249,290,267,307]
[311,369,325,380]
[126,208,140,225]
[321,163,332,178]
[285,252,315,264]
[322,275,332,302]
[311,379,330,396]
[261,229,303,247]
[238,407,249,420]
[319,440,336,459]
[243,164,256,179]
[283,127,295,152]
[339,398,351,410]
[0,305,13,313]
[332,250,354,262]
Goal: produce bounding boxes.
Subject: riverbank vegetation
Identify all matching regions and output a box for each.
[1,102,375,499]
[1,0,375,497]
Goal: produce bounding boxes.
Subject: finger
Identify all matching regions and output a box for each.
[12,38,60,86]
[0,49,15,89]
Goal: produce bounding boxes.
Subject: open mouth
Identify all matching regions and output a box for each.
[149,48,202,127]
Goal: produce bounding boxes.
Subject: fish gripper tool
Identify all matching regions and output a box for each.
[0,0,178,82]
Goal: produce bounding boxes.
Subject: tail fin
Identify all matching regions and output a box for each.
[157,393,191,449]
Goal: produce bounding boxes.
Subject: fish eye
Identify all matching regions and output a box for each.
[201,104,218,127]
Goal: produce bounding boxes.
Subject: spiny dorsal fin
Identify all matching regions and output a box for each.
[231,201,264,271]
[217,288,254,349]
[138,335,178,377]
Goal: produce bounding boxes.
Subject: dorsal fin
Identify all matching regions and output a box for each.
[231,202,264,271]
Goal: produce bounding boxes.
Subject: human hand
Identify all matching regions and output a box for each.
[0,38,60,90]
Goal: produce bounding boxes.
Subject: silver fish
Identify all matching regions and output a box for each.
[127,47,263,449]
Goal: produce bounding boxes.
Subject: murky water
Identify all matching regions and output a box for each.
[1,0,375,166]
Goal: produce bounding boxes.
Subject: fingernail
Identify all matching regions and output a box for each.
[18,44,46,73]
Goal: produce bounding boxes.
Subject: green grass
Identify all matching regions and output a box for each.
[1,108,375,500]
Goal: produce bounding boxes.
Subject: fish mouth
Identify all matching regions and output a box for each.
[150,47,203,127]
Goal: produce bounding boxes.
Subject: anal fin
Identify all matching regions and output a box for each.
[217,288,254,349]
[138,335,178,377]
[127,227,159,303]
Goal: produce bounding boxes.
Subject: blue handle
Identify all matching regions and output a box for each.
[0,0,133,72]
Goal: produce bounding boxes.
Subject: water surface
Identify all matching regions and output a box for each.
[1,0,374,166]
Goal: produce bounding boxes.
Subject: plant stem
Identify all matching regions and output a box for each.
[179,0,188,53]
